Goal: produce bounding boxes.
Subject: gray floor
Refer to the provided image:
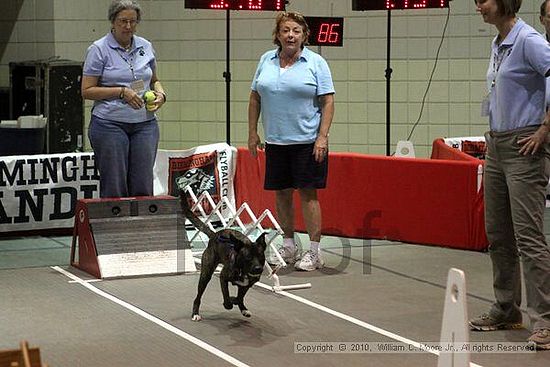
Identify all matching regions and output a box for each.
[0,235,71,270]
[1,231,550,366]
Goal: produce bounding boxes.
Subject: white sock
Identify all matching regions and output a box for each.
[310,241,320,255]
[283,237,295,250]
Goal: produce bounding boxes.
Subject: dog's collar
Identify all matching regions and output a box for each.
[218,236,234,245]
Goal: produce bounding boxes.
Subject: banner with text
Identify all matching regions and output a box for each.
[0,144,238,232]
[153,143,237,218]
[0,152,100,232]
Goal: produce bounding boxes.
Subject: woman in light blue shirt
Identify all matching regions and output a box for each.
[470,0,550,350]
[248,12,335,272]
[81,0,166,198]
[539,0,550,109]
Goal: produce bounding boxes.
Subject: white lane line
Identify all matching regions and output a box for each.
[51,266,249,367]
[254,282,483,367]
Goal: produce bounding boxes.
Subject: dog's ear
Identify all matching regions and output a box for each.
[255,232,268,253]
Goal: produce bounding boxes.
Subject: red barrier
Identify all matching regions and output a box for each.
[430,138,481,162]
[235,145,488,251]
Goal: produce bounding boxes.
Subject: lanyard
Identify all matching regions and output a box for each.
[491,46,512,88]
[115,49,137,80]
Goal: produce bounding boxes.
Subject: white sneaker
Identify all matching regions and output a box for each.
[295,250,324,271]
[267,246,298,265]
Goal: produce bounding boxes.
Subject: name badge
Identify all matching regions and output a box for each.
[130,79,145,93]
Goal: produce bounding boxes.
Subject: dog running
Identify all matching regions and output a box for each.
[179,192,267,321]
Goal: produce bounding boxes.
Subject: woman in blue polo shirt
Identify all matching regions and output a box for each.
[81,0,166,198]
[470,0,550,350]
[248,11,335,272]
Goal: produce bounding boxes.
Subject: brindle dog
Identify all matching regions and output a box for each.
[180,192,267,321]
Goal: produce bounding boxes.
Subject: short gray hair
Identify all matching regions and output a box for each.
[108,0,142,23]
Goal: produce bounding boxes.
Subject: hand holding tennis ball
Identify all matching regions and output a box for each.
[143,91,156,111]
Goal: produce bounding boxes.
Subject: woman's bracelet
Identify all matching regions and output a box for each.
[158,91,166,103]
[119,87,125,99]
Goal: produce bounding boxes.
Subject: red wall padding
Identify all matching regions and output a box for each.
[235,146,488,251]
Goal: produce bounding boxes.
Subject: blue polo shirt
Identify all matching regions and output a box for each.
[83,32,157,123]
[251,47,335,144]
[487,19,550,132]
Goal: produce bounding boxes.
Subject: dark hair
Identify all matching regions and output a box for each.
[541,0,550,16]
[108,0,142,23]
[474,0,521,17]
[272,11,310,48]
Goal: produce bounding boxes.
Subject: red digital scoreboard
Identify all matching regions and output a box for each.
[305,17,344,47]
[352,0,449,10]
[184,0,285,10]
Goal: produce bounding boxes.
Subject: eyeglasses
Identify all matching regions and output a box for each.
[116,18,139,26]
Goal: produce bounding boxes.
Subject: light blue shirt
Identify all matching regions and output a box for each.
[486,19,550,132]
[545,33,550,110]
[83,32,157,123]
[251,47,335,144]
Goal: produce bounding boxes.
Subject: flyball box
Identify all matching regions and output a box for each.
[70,195,196,279]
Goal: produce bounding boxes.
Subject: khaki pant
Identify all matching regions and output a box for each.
[484,126,550,330]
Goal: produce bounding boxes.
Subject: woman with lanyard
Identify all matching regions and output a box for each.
[470,0,550,350]
[82,0,166,198]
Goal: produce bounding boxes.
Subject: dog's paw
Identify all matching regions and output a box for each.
[191,314,202,322]
[241,310,251,318]
[223,301,234,310]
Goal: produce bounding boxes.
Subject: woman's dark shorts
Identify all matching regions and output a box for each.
[264,142,328,190]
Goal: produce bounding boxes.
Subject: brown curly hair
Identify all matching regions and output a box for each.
[272,11,310,49]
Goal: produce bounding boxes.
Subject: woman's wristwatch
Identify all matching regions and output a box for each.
[119,87,125,99]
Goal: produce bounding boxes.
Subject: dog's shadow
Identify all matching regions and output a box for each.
[201,314,287,347]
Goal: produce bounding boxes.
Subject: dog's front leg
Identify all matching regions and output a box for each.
[220,275,233,310]
[235,286,252,317]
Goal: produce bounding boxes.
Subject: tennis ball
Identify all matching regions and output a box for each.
[143,91,156,103]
